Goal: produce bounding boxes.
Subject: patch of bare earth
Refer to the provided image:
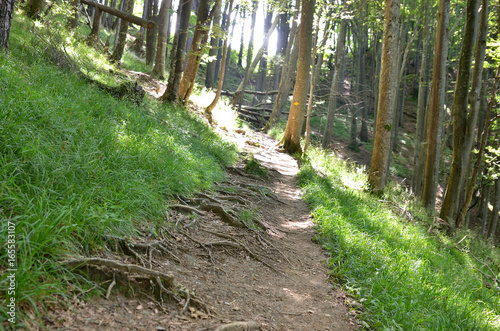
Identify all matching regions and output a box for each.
[42,95,360,330]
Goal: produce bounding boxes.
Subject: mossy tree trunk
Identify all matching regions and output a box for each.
[439,0,480,230]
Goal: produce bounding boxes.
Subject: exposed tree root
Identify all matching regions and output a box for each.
[62,258,213,314]
[200,203,243,227]
[206,240,276,272]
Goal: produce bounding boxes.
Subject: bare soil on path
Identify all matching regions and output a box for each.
[44,83,360,330]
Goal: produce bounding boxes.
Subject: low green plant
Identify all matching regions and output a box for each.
[298,146,500,330]
[244,156,269,178]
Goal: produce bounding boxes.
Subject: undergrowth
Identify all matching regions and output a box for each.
[0,15,236,327]
[298,147,500,330]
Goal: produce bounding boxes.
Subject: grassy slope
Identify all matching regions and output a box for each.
[0,15,236,324]
[298,148,500,330]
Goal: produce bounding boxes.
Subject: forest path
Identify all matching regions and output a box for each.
[46,84,359,330]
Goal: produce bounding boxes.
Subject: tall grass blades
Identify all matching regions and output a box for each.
[0,17,237,325]
[298,148,500,330]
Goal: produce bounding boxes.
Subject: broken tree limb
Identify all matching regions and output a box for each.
[80,0,155,29]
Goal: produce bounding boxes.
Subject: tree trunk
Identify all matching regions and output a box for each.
[422,0,450,209]
[245,0,258,72]
[161,0,193,102]
[110,0,135,63]
[88,7,103,47]
[281,0,315,154]
[237,8,246,67]
[439,0,480,229]
[145,0,159,65]
[81,0,155,29]
[151,0,171,80]
[263,0,300,131]
[67,0,81,29]
[229,1,284,106]
[254,6,273,103]
[487,178,500,239]
[367,0,400,194]
[322,17,348,149]
[413,0,431,192]
[0,0,15,51]
[178,0,213,103]
[205,0,233,122]
[205,0,222,88]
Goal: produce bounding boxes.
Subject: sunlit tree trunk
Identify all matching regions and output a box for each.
[281,0,315,154]
[440,0,480,230]
[179,0,213,103]
[422,0,450,209]
[367,0,400,194]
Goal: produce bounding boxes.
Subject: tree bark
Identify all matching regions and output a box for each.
[151,0,171,79]
[81,0,155,29]
[205,0,234,123]
[145,0,159,65]
[487,178,500,239]
[88,7,103,47]
[110,0,135,63]
[263,0,300,131]
[0,0,15,51]
[281,0,315,154]
[161,0,193,102]
[205,0,222,88]
[322,16,348,149]
[178,0,213,103]
[439,0,480,229]
[367,0,400,194]
[413,0,431,193]
[422,0,450,209]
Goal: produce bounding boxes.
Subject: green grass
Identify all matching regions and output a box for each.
[298,148,500,330]
[0,16,237,326]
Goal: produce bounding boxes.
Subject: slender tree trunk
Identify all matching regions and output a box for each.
[263,0,300,131]
[237,7,245,67]
[281,0,315,154]
[413,0,431,192]
[151,0,171,79]
[422,0,450,209]
[368,0,400,194]
[205,0,234,122]
[110,0,135,63]
[487,178,500,239]
[161,0,193,102]
[440,0,480,229]
[322,17,348,149]
[146,0,159,65]
[230,1,284,106]
[254,6,273,103]
[205,0,222,88]
[178,0,213,103]
[0,0,15,50]
[458,65,500,229]
[245,0,258,72]
[88,7,103,46]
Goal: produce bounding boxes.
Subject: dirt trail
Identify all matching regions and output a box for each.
[44,82,359,330]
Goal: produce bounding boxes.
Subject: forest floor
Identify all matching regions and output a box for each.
[41,77,360,331]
